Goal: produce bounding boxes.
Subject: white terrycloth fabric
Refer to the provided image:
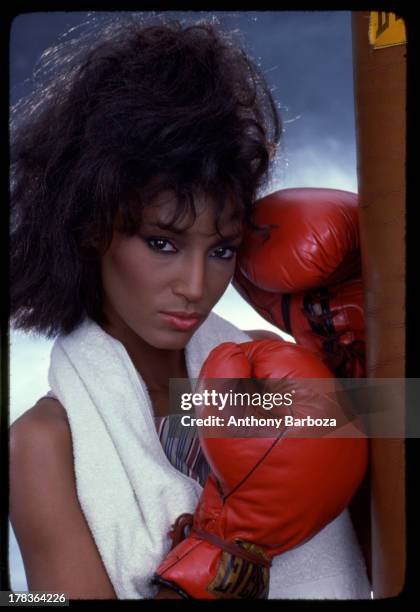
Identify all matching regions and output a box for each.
[48,311,371,599]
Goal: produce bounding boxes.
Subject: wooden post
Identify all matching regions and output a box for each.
[351,11,406,598]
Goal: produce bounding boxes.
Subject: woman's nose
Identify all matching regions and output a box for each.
[172,254,206,303]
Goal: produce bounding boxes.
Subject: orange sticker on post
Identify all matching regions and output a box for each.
[369,12,406,49]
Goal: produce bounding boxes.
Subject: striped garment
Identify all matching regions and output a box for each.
[155,415,210,488]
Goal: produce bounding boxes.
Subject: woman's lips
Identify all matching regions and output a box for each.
[159,311,203,331]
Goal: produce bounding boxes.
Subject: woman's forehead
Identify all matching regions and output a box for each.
[142,189,243,234]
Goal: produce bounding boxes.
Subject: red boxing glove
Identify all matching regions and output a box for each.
[235,271,364,378]
[233,188,365,377]
[153,340,368,599]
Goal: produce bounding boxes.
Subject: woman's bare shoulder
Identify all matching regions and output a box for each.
[9,398,117,597]
[245,329,282,341]
[12,396,68,429]
[9,396,71,466]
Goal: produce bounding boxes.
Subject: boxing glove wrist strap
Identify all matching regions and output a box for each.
[191,528,272,568]
[168,513,194,547]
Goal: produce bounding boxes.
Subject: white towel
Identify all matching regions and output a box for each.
[48,311,371,599]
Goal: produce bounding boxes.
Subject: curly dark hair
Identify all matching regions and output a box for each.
[10,15,281,337]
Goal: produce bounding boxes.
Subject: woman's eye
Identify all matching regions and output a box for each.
[211,246,237,260]
[146,238,177,253]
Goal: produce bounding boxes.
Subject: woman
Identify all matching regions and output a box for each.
[9,15,370,599]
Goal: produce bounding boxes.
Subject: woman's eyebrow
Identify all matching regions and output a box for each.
[147,221,243,241]
[214,232,244,243]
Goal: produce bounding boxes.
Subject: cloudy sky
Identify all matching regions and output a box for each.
[9,10,358,590]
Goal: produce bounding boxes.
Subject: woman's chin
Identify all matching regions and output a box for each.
[147,329,195,351]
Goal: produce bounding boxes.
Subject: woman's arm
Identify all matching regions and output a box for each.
[9,399,183,600]
[9,399,117,599]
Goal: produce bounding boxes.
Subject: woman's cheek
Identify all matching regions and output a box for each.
[208,259,236,301]
[112,240,160,288]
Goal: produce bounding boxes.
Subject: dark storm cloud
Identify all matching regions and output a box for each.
[235,11,355,147]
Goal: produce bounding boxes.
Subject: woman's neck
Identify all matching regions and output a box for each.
[101,319,188,391]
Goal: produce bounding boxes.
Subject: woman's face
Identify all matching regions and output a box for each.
[100,190,243,350]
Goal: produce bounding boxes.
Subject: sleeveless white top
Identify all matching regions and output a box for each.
[47,312,371,599]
